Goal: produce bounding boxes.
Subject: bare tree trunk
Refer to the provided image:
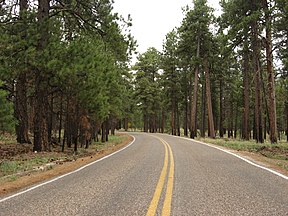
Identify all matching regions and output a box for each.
[124,118,128,131]
[15,72,31,144]
[263,0,277,143]
[143,113,148,132]
[161,111,165,133]
[219,75,224,138]
[184,90,188,136]
[47,94,53,144]
[33,0,50,152]
[190,37,200,139]
[252,13,264,143]
[285,101,288,142]
[242,36,250,140]
[176,102,180,136]
[200,80,206,137]
[15,0,31,144]
[171,99,175,135]
[58,94,63,144]
[234,101,239,139]
[204,58,215,139]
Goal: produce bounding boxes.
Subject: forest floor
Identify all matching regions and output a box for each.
[0,133,133,196]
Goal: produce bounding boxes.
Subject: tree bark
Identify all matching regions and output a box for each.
[33,0,50,152]
[251,11,264,143]
[242,35,250,140]
[15,72,31,144]
[263,0,277,143]
[219,75,224,138]
[285,101,288,142]
[200,80,206,137]
[171,99,176,135]
[58,94,63,144]
[184,88,188,136]
[204,58,215,139]
[190,37,200,139]
[15,0,31,144]
[176,102,180,136]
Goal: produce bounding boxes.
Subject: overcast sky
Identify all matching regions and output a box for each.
[113,0,221,57]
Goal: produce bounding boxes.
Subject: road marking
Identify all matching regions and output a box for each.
[146,140,168,216]
[175,135,288,180]
[161,138,174,216]
[0,135,136,203]
[146,136,174,216]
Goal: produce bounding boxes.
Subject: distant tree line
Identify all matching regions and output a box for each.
[133,0,288,143]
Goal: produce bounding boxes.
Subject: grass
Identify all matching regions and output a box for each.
[197,137,288,161]
[0,161,21,176]
[0,157,52,177]
[195,137,288,172]
[0,133,17,144]
[0,134,129,179]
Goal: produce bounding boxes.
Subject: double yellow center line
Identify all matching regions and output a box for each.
[146,137,175,216]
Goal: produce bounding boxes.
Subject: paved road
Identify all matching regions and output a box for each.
[0,133,287,215]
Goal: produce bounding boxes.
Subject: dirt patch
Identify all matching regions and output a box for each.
[0,134,133,197]
[255,146,288,160]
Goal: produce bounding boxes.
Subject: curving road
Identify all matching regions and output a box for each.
[0,133,287,215]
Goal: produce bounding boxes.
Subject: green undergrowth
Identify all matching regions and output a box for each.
[197,137,288,161]
[0,134,128,181]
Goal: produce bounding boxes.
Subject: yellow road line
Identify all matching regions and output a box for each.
[146,141,168,216]
[146,136,175,216]
[161,139,174,216]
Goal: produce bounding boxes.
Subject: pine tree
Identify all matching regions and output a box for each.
[179,0,216,138]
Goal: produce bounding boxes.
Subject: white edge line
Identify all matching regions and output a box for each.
[0,135,136,203]
[173,135,288,180]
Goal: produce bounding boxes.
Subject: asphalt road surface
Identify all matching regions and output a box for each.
[0,133,287,216]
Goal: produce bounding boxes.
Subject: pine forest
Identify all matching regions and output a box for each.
[0,0,287,157]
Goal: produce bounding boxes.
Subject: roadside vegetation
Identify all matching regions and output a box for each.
[0,134,130,183]
[195,136,288,172]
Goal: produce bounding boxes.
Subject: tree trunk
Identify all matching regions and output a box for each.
[101,122,105,142]
[219,75,224,138]
[15,72,31,144]
[200,80,206,137]
[33,0,50,152]
[15,0,31,144]
[161,111,165,133]
[242,36,250,140]
[184,90,188,136]
[58,94,63,144]
[144,113,148,132]
[33,74,49,152]
[234,101,239,139]
[65,97,72,148]
[176,102,180,136]
[190,37,200,139]
[263,0,277,143]
[285,101,288,142]
[204,58,215,139]
[251,12,264,143]
[124,117,128,131]
[171,99,176,135]
[47,94,53,144]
